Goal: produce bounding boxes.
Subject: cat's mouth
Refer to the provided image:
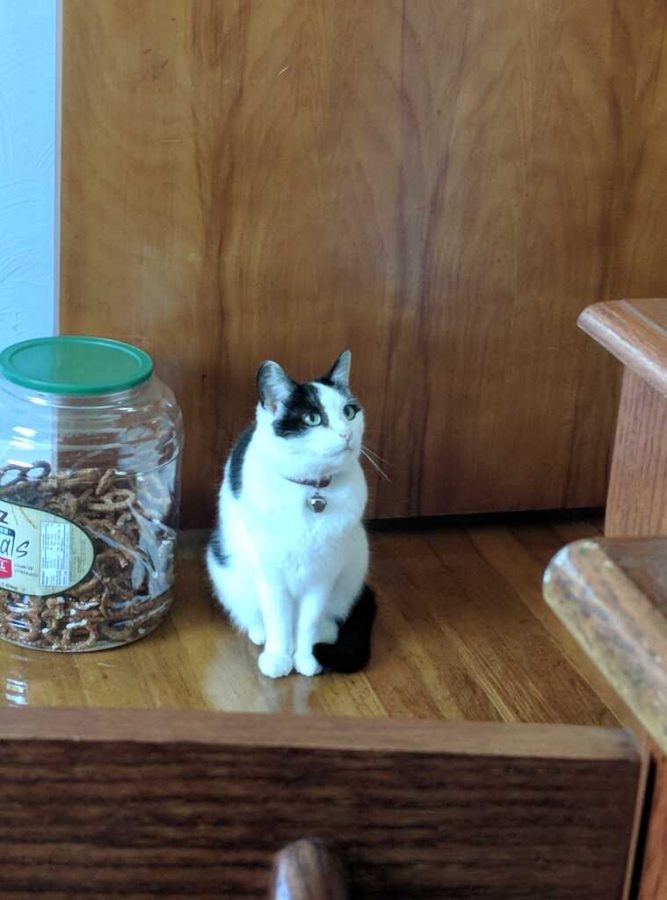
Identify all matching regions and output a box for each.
[326,445,353,458]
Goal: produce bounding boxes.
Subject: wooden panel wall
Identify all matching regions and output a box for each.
[59,1,667,526]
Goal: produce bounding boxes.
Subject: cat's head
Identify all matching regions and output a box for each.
[255,351,364,475]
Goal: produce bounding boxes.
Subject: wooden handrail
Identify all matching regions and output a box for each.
[578,298,667,398]
[544,536,667,755]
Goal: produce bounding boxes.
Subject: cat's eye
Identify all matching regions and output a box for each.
[303,410,322,426]
[343,404,358,421]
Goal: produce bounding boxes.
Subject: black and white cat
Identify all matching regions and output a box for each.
[206,351,375,679]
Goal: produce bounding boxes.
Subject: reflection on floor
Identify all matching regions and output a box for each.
[0,516,635,728]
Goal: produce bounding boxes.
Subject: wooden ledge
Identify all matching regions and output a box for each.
[578,299,667,396]
[0,707,637,762]
[544,536,667,754]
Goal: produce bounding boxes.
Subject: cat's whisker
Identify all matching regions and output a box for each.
[364,448,389,466]
[363,451,388,471]
[362,444,392,467]
[361,447,391,482]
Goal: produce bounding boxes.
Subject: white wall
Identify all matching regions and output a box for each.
[0,1,58,353]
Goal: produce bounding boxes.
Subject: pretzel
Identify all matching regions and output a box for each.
[26,461,51,480]
[60,620,100,651]
[87,488,134,513]
[69,573,102,598]
[45,491,79,519]
[0,463,28,488]
[99,598,167,642]
[57,468,102,489]
[94,467,116,497]
[0,478,40,504]
[42,596,67,629]
[0,600,42,643]
[0,461,175,651]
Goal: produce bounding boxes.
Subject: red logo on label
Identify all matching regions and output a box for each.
[0,557,12,578]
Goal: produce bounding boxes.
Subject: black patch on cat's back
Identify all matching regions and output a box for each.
[228,425,255,497]
[274,383,328,437]
[208,525,228,566]
[313,584,377,674]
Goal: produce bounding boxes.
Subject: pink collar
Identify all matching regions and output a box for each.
[286,475,332,489]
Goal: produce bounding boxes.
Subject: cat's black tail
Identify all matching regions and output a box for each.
[313,584,376,674]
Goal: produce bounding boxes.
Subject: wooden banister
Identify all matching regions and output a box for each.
[561,298,667,899]
[544,537,667,756]
[544,536,667,900]
[579,299,667,537]
[578,299,667,398]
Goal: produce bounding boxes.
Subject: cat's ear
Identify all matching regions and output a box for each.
[323,350,351,389]
[257,360,294,411]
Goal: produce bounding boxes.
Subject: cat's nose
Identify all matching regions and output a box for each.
[340,430,352,443]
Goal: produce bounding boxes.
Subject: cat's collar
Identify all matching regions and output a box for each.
[286,475,332,489]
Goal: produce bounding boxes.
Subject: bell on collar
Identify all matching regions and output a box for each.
[309,492,327,513]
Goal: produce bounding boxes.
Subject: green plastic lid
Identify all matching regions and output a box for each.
[0,336,154,395]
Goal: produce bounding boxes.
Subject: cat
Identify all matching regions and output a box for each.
[206,351,375,678]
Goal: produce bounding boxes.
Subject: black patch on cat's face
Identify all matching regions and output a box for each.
[273,383,328,438]
[209,525,228,567]
[229,425,255,497]
[315,374,352,398]
[317,350,351,395]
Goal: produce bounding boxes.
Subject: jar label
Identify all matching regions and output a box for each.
[0,501,95,597]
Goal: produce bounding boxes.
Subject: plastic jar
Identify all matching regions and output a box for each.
[0,336,183,651]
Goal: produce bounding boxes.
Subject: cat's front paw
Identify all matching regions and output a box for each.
[258,651,293,679]
[294,651,323,677]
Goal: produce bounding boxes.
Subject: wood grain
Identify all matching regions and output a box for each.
[638,747,667,900]
[468,518,640,733]
[544,536,667,755]
[579,301,667,536]
[578,299,667,399]
[0,522,624,727]
[58,0,667,525]
[0,708,640,899]
[0,706,634,760]
[605,369,667,537]
[270,840,349,900]
[579,300,667,536]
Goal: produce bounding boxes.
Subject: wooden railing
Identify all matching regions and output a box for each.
[545,298,667,900]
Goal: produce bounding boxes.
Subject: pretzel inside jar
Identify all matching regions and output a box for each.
[0,462,176,651]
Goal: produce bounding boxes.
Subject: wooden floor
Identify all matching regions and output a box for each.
[0,517,635,729]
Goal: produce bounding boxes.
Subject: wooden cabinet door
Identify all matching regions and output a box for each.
[59,1,667,526]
